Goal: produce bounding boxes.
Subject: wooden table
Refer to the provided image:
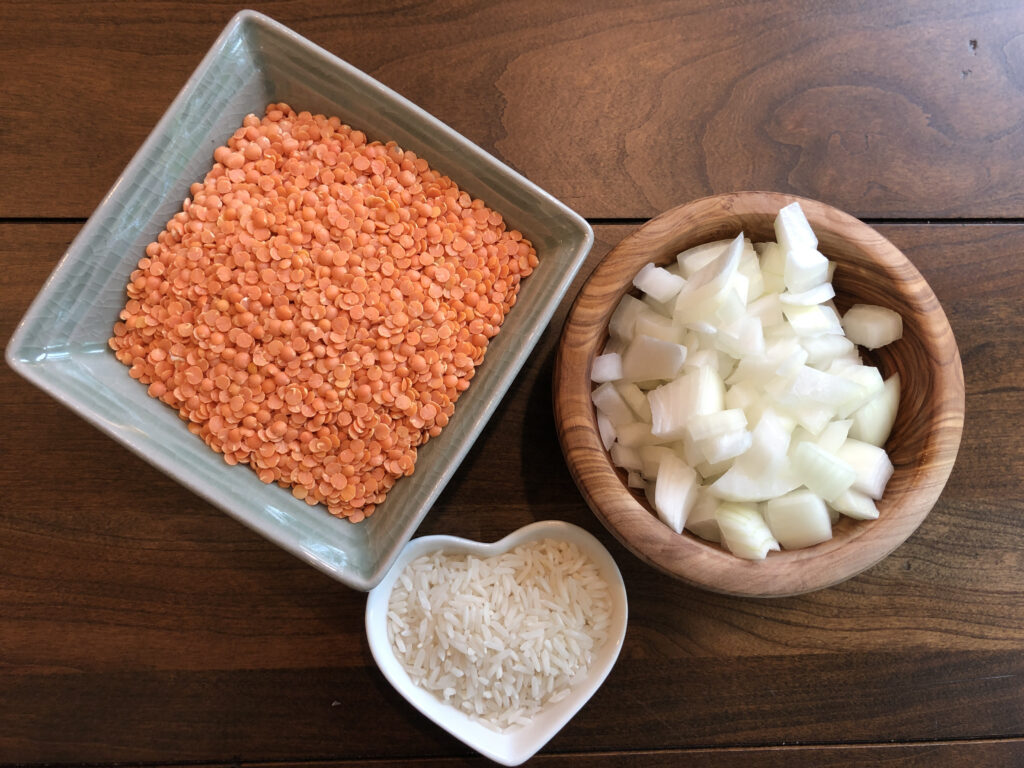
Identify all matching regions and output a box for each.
[2,2,1022,765]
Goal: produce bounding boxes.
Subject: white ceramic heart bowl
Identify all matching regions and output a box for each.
[365,520,628,765]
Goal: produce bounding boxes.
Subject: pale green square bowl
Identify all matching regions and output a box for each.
[5,10,593,591]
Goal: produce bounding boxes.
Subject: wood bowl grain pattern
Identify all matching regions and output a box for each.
[554,192,965,597]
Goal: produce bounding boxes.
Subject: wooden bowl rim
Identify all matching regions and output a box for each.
[554,191,965,597]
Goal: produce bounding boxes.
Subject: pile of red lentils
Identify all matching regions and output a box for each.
[109,104,538,522]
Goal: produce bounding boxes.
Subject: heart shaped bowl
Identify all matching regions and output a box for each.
[554,191,965,598]
[365,520,628,765]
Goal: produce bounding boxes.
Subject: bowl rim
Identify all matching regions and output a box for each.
[553,191,965,597]
[364,520,629,766]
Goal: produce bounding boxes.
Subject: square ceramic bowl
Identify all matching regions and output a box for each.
[365,520,628,765]
[5,10,593,591]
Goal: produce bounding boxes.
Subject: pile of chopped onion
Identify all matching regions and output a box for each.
[592,203,902,559]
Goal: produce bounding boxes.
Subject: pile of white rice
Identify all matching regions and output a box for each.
[386,537,613,731]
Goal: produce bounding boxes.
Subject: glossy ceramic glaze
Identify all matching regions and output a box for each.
[5,10,593,590]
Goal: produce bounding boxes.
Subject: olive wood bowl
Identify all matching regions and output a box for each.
[554,192,965,597]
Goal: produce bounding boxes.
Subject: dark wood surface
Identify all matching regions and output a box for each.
[2,2,1023,766]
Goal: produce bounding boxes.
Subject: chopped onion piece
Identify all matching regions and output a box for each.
[724,380,758,412]
[694,456,732,481]
[801,333,856,367]
[829,489,880,520]
[635,309,688,345]
[640,445,677,480]
[789,425,817,453]
[591,352,623,383]
[679,433,705,467]
[783,247,830,293]
[684,348,720,373]
[685,489,721,542]
[614,381,653,422]
[687,409,748,441]
[708,409,800,502]
[648,366,724,441]
[682,235,743,292]
[783,304,844,336]
[716,315,765,358]
[699,429,753,464]
[653,453,699,534]
[748,292,785,327]
[776,203,829,292]
[774,201,818,256]
[621,335,687,382]
[715,286,747,325]
[726,336,804,386]
[633,262,686,303]
[817,418,853,453]
[737,241,765,301]
[778,400,834,436]
[779,282,836,306]
[833,363,885,418]
[841,304,903,349]
[716,503,780,560]
[836,438,894,499]
[610,443,643,472]
[771,364,865,410]
[677,239,731,277]
[591,381,636,426]
[850,373,900,446]
[616,421,661,447]
[758,242,787,294]
[791,441,856,502]
[674,234,744,325]
[608,294,646,341]
[764,490,833,549]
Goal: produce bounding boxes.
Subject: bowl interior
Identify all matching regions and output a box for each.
[5,10,593,591]
[554,192,964,597]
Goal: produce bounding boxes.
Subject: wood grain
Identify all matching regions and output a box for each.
[57,741,1024,768]
[3,1,1024,764]
[2,1,1024,219]
[555,193,965,596]
[2,221,1022,763]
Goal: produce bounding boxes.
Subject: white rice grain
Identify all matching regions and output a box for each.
[386,538,612,731]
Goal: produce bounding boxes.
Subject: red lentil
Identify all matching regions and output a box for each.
[109,104,537,522]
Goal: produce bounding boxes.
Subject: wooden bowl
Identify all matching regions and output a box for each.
[554,192,965,597]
